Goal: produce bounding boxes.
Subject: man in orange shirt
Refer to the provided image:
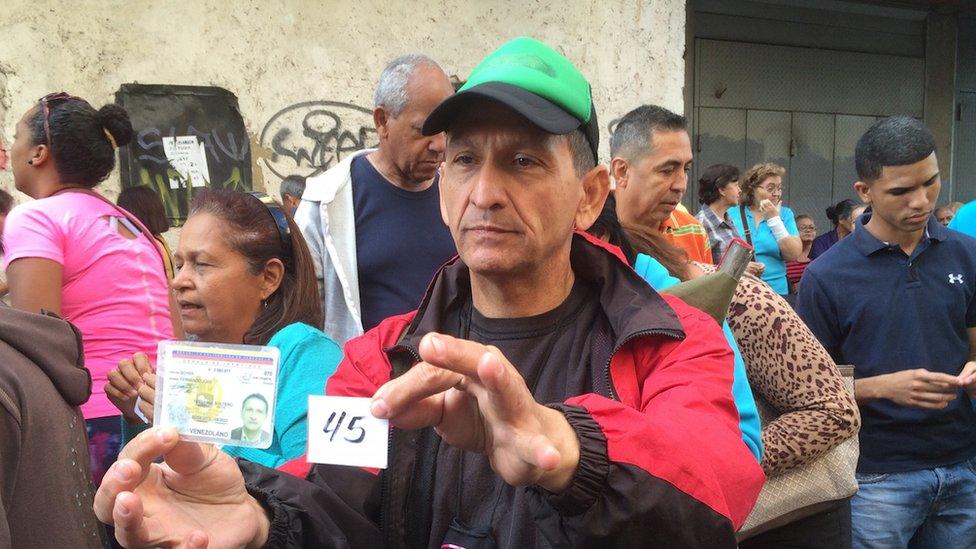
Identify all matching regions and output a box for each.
[611,105,713,264]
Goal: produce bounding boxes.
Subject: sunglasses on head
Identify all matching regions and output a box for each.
[247,191,293,258]
[38,92,85,147]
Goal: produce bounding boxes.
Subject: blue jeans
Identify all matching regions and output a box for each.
[852,457,976,548]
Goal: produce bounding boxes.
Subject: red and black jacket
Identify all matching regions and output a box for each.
[242,233,764,548]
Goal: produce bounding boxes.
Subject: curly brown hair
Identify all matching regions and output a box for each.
[741,162,786,207]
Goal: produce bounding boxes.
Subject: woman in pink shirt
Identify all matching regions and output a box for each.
[3,93,176,484]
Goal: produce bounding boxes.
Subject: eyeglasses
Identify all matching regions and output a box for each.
[248,191,293,258]
[38,92,84,147]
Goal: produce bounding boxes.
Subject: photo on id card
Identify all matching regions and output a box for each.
[154,340,279,448]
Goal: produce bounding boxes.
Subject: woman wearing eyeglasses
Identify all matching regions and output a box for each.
[728,163,803,296]
[786,214,817,294]
[2,93,177,484]
[107,189,341,468]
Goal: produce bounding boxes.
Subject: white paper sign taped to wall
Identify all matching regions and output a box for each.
[162,135,211,189]
[307,395,389,469]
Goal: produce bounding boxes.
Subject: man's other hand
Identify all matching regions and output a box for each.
[958,361,976,399]
[370,332,581,493]
[858,369,961,409]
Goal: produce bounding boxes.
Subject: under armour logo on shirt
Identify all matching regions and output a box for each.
[949,274,964,284]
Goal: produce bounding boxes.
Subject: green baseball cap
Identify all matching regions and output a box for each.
[422,37,599,162]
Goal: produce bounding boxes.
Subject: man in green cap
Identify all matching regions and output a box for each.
[94,38,763,548]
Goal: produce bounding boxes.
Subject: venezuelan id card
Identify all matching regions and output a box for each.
[154,340,279,448]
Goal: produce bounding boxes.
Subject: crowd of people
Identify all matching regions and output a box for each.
[0,36,975,549]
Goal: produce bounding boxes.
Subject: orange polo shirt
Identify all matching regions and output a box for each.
[660,209,713,264]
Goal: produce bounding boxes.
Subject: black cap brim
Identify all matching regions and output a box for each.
[423,82,582,137]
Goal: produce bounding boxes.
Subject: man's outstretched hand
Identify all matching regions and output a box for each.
[93,427,270,548]
[370,332,580,493]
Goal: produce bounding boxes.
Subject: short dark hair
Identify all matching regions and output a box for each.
[610,105,687,160]
[697,164,739,205]
[117,185,170,235]
[279,175,306,202]
[189,189,322,345]
[565,129,595,177]
[0,189,14,216]
[28,96,133,187]
[242,393,268,413]
[855,116,936,183]
[825,199,858,227]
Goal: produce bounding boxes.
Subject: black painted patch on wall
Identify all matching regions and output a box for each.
[116,84,252,225]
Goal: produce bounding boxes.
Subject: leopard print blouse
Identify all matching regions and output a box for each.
[697,263,861,476]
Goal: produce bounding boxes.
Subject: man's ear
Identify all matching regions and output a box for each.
[853,180,871,204]
[610,157,629,190]
[373,107,390,140]
[575,165,611,231]
[260,258,285,300]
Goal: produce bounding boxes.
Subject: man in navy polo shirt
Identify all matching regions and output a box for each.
[798,116,976,548]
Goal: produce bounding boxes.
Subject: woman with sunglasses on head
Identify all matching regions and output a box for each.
[728,163,803,297]
[2,93,177,485]
[107,189,342,467]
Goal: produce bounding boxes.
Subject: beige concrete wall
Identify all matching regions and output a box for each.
[0,0,686,210]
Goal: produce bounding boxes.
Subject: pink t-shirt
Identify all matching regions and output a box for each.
[3,192,174,419]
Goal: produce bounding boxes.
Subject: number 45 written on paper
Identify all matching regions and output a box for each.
[323,410,366,443]
[307,395,389,469]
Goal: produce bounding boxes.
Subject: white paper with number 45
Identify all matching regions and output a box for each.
[307,395,389,469]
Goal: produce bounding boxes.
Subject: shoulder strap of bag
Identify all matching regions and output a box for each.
[737,206,755,259]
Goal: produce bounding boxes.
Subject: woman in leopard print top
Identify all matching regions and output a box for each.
[605,219,860,548]
[695,262,861,475]
[590,204,861,473]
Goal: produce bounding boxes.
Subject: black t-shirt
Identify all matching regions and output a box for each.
[429,279,608,548]
[351,155,457,331]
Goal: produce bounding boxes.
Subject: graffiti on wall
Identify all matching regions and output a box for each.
[259,101,378,180]
[135,126,250,170]
[117,84,252,224]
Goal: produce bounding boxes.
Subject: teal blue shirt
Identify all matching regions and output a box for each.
[949,200,976,239]
[633,253,763,461]
[221,322,341,467]
[728,205,799,295]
